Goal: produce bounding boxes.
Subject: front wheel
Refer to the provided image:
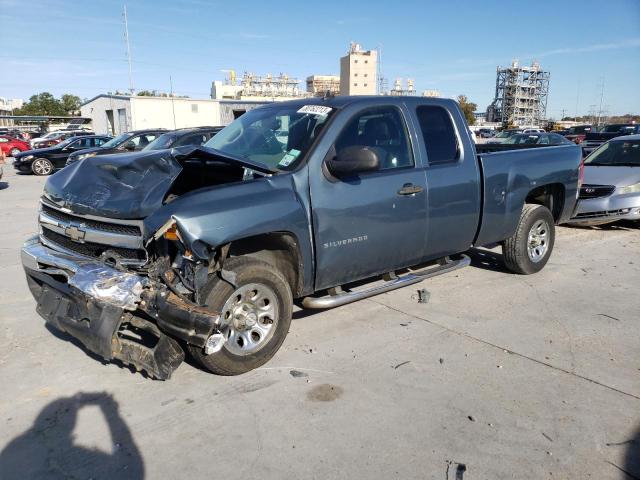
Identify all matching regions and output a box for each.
[188,256,293,375]
[502,204,555,274]
[31,158,54,176]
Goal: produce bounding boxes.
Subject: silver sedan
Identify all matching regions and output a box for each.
[568,134,640,226]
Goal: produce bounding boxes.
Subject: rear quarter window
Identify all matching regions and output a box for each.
[416,106,459,165]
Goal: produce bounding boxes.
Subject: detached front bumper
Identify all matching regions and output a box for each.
[21,236,220,379]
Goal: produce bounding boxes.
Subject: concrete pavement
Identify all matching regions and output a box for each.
[0,165,638,479]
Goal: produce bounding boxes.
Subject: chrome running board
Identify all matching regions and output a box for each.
[302,254,471,309]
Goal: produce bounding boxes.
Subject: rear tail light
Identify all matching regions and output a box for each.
[578,159,585,189]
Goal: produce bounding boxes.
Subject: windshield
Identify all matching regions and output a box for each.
[568,126,590,135]
[100,133,131,149]
[203,104,334,171]
[144,133,176,151]
[56,138,76,148]
[601,124,630,133]
[585,139,640,166]
[495,131,511,138]
[505,134,540,145]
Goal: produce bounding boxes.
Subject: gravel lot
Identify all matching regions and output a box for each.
[0,164,638,479]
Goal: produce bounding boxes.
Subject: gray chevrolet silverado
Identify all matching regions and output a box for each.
[21,96,582,378]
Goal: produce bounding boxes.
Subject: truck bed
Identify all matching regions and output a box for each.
[474,144,582,247]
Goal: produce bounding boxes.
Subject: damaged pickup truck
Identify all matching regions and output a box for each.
[22,96,583,379]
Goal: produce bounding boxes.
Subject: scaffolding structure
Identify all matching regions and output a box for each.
[306,75,340,96]
[239,72,307,98]
[488,60,550,127]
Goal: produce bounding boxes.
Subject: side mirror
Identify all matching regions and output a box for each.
[123,141,136,151]
[326,146,380,176]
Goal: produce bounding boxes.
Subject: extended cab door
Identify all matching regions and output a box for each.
[412,103,481,259]
[309,104,428,290]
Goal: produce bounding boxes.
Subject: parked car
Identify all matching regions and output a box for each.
[13,135,112,175]
[31,130,94,149]
[22,97,582,379]
[522,128,546,134]
[0,135,31,157]
[143,126,224,152]
[568,134,640,225]
[503,133,573,146]
[563,125,592,144]
[486,128,522,144]
[477,128,495,138]
[65,129,167,165]
[582,124,640,156]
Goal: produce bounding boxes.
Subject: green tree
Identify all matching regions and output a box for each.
[60,94,82,115]
[457,94,478,126]
[15,92,65,116]
[14,92,82,116]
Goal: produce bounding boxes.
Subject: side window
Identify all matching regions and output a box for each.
[334,107,413,170]
[77,138,92,148]
[131,134,158,149]
[416,106,458,165]
[176,133,207,147]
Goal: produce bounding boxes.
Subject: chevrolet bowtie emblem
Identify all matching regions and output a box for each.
[64,224,86,242]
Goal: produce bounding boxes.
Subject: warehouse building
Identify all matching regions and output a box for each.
[80,94,269,135]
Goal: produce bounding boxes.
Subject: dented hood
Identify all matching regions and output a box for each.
[43,147,275,219]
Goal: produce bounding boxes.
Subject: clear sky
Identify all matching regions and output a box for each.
[1,0,639,117]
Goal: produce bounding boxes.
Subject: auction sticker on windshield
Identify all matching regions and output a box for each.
[297,105,332,116]
[278,149,301,167]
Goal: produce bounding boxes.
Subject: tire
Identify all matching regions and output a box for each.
[9,148,20,158]
[188,256,293,375]
[502,204,555,274]
[31,158,54,176]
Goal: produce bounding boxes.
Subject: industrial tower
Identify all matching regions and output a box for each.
[487,60,550,127]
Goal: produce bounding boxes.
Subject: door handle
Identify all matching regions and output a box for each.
[397,183,423,196]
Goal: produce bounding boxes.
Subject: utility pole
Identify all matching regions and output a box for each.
[377,43,384,96]
[123,5,134,95]
[561,108,567,120]
[596,76,605,127]
[169,76,177,129]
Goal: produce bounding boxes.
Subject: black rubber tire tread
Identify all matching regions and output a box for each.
[31,158,54,176]
[188,256,293,376]
[502,204,555,275]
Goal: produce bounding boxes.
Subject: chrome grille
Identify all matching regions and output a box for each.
[41,229,146,263]
[41,204,141,236]
[579,184,615,199]
[38,199,146,265]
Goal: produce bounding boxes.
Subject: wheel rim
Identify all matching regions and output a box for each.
[527,219,549,263]
[33,159,52,175]
[219,282,279,356]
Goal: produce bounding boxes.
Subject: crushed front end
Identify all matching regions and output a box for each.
[22,199,222,379]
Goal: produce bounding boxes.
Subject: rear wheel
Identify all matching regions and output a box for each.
[502,204,555,274]
[188,256,293,375]
[9,148,20,157]
[31,158,54,176]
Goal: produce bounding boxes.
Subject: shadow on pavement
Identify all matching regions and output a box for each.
[0,181,8,190]
[466,247,510,273]
[624,424,640,479]
[0,392,144,479]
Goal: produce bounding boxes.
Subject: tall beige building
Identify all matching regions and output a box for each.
[340,43,377,95]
